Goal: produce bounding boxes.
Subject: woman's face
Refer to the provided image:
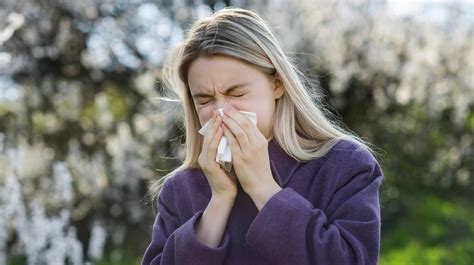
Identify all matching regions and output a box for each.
[187,55,284,141]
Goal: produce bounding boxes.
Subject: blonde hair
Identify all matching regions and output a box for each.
[148,7,381,200]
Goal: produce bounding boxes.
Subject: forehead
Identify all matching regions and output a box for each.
[187,55,260,93]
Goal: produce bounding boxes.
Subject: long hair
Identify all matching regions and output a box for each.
[148,7,381,200]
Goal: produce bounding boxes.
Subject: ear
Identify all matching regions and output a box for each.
[273,75,285,99]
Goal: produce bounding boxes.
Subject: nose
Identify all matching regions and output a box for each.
[215,97,229,111]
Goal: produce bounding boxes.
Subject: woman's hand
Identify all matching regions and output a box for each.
[221,105,281,209]
[198,110,238,202]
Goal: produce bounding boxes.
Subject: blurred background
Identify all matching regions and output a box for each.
[0,0,472,264]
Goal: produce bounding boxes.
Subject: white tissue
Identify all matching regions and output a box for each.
[198,108,257,172]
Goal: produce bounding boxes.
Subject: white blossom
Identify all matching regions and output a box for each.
[87,222,107,260]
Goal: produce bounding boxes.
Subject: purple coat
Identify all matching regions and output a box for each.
[142,138,383,265]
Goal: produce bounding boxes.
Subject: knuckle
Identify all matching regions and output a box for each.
[213,129,222,140]
[248,145,256,153]
[197,157,204,167]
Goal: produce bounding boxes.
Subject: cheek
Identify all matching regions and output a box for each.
[229,101,250,112]
[197,107,214,126]
[231,99,275,127]
[255,113,268,130]
[254,106,274,132]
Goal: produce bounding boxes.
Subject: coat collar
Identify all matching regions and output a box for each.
[267,138,302,187]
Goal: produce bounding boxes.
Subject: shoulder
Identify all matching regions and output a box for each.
[329,139,383,185]
[326,139,378,165]
[161,167,207,194]
[172,167,208,188]
[156,167,212,220]
[296,139,382,174]
[154,167,200,208]
[308,139,383,188]
[158,167,211,204]
[302,139,378,167]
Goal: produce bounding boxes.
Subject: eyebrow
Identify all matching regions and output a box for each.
[191,83,248,99]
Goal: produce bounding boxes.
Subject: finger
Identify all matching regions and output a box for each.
[207,116,224,161]
[202,111,217,149]
[222,123,243,158]
[249,121,264,142]
[222,113,251,149]
[202,110,219,157]
[223,107,257,146]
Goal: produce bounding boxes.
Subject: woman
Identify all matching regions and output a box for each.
[142,6,384,265]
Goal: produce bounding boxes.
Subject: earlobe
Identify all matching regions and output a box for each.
[273,76,285,99]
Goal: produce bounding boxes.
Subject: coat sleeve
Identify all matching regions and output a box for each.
[141,177,231,265]
[245,146,383,265]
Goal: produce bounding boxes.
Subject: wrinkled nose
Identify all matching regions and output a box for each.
[215,97,229,112]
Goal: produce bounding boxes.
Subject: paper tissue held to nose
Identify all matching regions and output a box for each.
[198,108,257,173]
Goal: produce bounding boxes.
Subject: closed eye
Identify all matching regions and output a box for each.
[198,100,212,105]
[197,93,246,105]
